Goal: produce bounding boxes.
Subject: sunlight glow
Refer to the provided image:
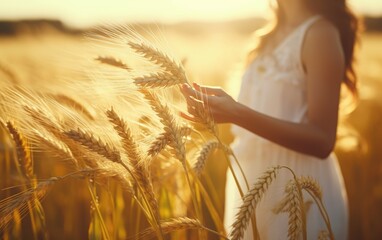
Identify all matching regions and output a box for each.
[0,0,380,27]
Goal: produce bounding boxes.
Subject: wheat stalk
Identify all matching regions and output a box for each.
[230,166,279,240]
[95,56,130,70]
[193,141,220,176]
[298,176,334,240]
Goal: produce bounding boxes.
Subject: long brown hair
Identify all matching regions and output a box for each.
[248,0,362,97]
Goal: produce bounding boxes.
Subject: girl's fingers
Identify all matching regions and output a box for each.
[179,111,198,122]
[193,82,225,96]
[187,95,204,106]
[180,84,197,98]
[182,84,208,106]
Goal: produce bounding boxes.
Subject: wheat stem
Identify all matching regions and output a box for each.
[302,188,334,240]
[87,181,111,240]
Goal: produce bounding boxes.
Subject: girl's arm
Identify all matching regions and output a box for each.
[181,20,344,159]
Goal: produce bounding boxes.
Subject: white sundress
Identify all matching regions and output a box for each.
[224,16,349,240]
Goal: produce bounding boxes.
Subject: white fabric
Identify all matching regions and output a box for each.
[224,16,348,240]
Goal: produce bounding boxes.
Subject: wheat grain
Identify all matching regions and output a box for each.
[230,166,279,240]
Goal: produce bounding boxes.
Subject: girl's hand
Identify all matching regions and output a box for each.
[180,82,237,124]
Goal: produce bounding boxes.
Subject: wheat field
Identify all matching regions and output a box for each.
[0,22,381,240]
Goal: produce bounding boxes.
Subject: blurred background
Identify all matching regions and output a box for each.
[0,0,382,239]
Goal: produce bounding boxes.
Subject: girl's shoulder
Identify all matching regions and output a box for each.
[305,17,341,46]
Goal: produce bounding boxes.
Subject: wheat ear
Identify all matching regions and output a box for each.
[133,72,185,88]
[95,56,130,70]
[128,41,186,82]
[273,176,321,215]
[148,126,191,157]
[298,176,322,200]
[193,141,220,176]
[140,89,185,162]
[285,180,304,240]
[106,108,159,217]
[230,167,279,240]
[65,128,121,163]
[5,121,34,180]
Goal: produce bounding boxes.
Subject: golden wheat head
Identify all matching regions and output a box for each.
[230,166,279,240]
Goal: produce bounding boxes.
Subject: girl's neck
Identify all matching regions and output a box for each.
[279,1,316,29]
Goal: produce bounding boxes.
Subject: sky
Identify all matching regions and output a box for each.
[0,0,381,27]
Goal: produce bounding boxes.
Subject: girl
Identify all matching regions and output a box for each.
[181,0,361,239]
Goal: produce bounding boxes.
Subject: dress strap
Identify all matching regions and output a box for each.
[299,15,322,34]
[296,15,322,75]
